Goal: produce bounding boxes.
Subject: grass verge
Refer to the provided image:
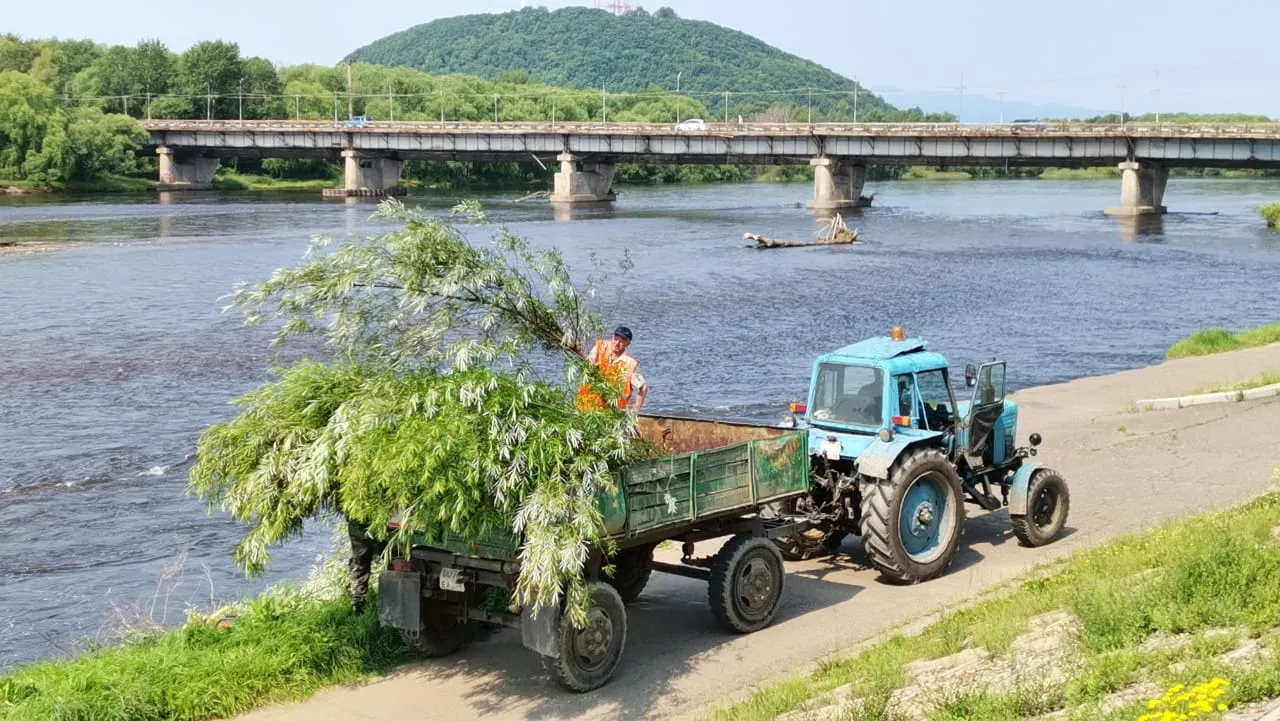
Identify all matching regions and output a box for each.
[1167,322,1280,359]
[706,474,1280,721]
[1262,204,1280,229]
[1198,371,1280,394]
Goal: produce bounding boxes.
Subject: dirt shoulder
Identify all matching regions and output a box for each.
[238,344,1280,721]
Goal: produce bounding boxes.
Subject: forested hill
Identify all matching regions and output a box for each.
[344,6,899,116]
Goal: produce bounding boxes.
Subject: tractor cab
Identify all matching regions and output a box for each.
[772,328,1067,581]
[787,328,1017,473]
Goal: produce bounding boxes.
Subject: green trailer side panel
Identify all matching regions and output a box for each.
[406,429,809,559]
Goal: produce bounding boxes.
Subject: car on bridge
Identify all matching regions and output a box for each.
[675,118,708,132]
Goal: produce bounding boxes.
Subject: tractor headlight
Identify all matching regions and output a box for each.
[877,428,894,443]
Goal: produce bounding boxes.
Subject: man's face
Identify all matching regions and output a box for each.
[610,334,630,355]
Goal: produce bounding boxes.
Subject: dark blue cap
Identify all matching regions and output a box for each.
[612,326,633,341]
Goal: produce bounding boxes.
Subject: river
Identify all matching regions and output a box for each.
[3,177,1280,669]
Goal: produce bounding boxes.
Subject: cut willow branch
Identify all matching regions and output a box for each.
[191,200,636,626]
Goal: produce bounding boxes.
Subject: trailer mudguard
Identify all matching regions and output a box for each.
[521,603,562,658]
[1007,461,1043,517]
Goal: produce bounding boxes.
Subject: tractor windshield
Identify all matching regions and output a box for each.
[810,362,883,428]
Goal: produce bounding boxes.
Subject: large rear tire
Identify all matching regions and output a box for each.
[708,534,786,633]
[1012,469,1070,547]
[859,447,964,583]
[545,582,627,693]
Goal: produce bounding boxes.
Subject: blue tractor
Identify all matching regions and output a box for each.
[770,329,1070,582]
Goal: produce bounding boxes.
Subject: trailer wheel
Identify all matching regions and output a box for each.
[860,447,964,584]
[400,601,468,658]
[1012,469,1070,547]
[546,582,627,693]
[607,544,654,604]
[708,534,785,633]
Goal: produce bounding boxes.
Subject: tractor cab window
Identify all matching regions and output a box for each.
[914,369,954,430]
[895,375,916,416]
[811,363,883,428]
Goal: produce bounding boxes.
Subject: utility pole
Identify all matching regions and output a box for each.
[997,91,1005,124]
[238,78,244,123]
[853,77,859,123]
[494,94,499,123]
[808,88,812,124]
[295,95,300,120]
[724,91,729,123]
[958,72,964,124]
[123,94,129,117]
[207,84,212,121]
[333,93,338,123]
[146,86,151,120]
[346,62,354,120]
[388,84,394,122]
[676,71,681,124]
[601,84,607,123]
[1119,84,1127,125]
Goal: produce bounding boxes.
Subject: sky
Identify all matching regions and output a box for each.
[6,0,1278,117]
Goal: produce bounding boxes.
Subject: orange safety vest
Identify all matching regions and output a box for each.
[576,339,638,410]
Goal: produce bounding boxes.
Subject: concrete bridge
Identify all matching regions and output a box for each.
[143,120,1280,216]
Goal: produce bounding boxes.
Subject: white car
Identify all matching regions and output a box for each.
[674,118,708,131]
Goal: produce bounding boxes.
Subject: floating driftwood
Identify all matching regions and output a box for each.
[744,212,860,249]
[514,190,550,202]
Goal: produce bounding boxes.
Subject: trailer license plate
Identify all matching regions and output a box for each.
[439,568,466,592]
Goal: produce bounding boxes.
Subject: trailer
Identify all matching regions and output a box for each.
[376,415,812,692]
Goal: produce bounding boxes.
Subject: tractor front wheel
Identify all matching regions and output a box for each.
[859,447,964,583]
[1012,469,1070,547]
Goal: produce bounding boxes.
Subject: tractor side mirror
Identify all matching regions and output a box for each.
[964,364,978,388]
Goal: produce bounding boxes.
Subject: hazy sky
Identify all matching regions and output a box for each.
[7,0,1277,115]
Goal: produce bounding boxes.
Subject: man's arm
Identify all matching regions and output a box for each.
[633,383,648,413]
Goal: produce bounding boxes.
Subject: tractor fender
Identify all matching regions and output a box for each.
[857,435,936,481]
[1007,461,1045,516]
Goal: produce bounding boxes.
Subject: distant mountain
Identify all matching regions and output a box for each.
[875,88,1106,123]
[343,6,899,115]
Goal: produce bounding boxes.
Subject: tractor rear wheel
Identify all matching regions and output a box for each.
[859,447,964,583]
[1012,469,1070,547]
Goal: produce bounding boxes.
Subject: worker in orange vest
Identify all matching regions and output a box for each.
[577,326,648,412]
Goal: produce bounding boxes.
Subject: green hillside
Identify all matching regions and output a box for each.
[344,6,904,118]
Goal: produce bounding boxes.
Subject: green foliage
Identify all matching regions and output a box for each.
[0,592,408,721]
[1262,203,1280,229]
[342,6,899,116]
[190,201,639,624]
[1166,322,1280,359]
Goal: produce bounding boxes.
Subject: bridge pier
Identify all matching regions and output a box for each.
[1104,161,1168,216]
[808,158,870,210]
[156,146,218,190]
[323,150,407,198]
[550,153,616,203]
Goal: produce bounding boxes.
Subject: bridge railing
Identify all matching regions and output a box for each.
[140,119,1280,138]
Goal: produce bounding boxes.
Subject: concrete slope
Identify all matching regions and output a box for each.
[239,344,1280,721]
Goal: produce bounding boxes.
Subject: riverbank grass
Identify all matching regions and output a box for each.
[212,172,335,192]
[705,476,1280,721]
[2,174,157,193]
[0,571,409,721]
[900,168,972,181]
[1262,204,1280,229]
[1167,322,1280,359]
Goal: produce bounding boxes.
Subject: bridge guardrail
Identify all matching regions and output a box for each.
[139,120,1280,139]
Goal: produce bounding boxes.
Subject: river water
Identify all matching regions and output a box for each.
[3,178,1280,669]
